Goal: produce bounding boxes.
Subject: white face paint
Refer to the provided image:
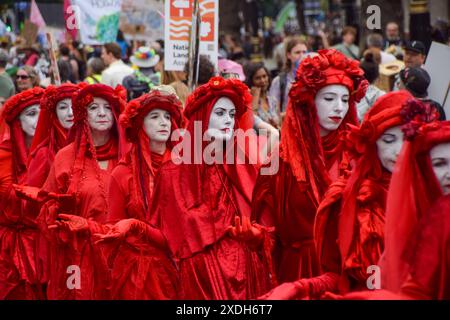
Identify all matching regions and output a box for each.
[143,108,172,143]
[87,97,114,133]
[315,84,350,137]
[430,142,450,195]
[206,97,236,142]
[19,104,40,138]
[56,98,74,129]
[376,125,404,173]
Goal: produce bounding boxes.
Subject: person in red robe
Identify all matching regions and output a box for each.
[381,119,450,293]
[339,120,450,300]
[94,86,184,299]
[259,91,433,299]
[28,83,84,188]
[252,49,368,285]
[0,87,44,299]
[150,76,272,299]
[36,84,127,299]
[400,193,450,300]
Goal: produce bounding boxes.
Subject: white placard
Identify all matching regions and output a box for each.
[164,0,218,71]
[120,0,164,42]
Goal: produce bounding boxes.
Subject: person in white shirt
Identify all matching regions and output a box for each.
[100,42,134,88]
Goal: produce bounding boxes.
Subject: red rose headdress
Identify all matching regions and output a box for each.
[120,89,183,142]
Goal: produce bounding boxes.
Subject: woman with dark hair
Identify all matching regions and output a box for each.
[357,49,385,122]
[84,57,105,84]
[244,62,280,129]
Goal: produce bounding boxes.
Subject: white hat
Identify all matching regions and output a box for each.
[130,46,160,68]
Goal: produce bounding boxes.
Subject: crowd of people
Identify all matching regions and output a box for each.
[0,19,449,300]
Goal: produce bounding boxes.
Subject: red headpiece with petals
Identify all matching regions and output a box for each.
[184,76,252,121]
[120,89,184,142]
[1,87,45,124]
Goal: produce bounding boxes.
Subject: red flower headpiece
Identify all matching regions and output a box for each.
[184,76,252,120]
[2,87,45,124]
[120,89,183,141]
[400,98,439,141]
[72,84,127,122]
[41,83,86,112]
[289,49,368,105]
[345,91,414,156]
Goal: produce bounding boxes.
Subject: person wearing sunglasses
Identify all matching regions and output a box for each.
[15,66,40,93]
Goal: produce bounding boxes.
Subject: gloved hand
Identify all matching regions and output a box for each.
[257,280,308,300]
[48,213,89,233]
[94,218,143,243]
[227,216,263,247]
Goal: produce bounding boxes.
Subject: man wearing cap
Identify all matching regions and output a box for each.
[122,46,161,100]
[101,42,134,88]
[0,51,15,107]
[399,66,446,120]
[393,40,427,91]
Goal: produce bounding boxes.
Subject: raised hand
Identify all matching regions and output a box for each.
[227,216,263,245]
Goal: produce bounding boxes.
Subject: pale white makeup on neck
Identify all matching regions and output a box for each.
[430,142,450,195]
[143,108,172,142]
[376,125,404,173]
[315,84,350,137]
[87,97,114,133]
[19,104,40,138]
[206,97,236,142]
[56,98,74,129]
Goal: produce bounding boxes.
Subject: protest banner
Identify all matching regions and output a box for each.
[72,0,122,45]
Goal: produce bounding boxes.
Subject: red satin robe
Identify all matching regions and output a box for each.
[104,151,178,299]
[152,162,271,300]
[0,142,43,299]
[37,143,117,300]
[401,195,450,300]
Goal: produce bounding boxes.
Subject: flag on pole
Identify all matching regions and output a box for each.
[64,0,78,40]
[30,0,46,31]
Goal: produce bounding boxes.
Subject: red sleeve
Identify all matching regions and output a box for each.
[0,148,12,201]
[107,167,129,224]
[27,147,51,187]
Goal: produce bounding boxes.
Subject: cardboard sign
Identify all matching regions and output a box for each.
[164,0,218,71]
[22,20,39,47]
[424,42,450,116]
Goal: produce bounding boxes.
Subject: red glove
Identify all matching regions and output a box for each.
[227,216,263,247]
[258,280,308,300]
[48,214,89,233]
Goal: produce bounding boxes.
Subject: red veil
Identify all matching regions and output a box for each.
[27,83,83,187]
[67,83,128,197]
[0,87,44,299]
[382,115,448,292]
[281,49,368,205]
[0,87,45,184]
[314,91,414,292]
